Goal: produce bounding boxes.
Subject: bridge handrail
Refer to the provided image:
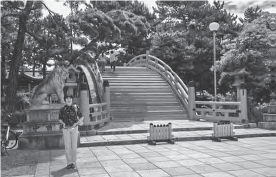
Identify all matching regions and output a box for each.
[127,53,189,110]
[87,102,109,125]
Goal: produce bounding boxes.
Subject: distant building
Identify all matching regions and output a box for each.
[2,69,51,93]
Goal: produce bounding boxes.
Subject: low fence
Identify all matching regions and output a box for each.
[147,123,174,145]
[212,121,238,142]
[213,122,234,137]
[188,81,248,124]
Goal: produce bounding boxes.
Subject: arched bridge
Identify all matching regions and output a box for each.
[102,52,189,121]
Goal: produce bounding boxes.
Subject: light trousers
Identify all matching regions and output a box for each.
[63,126,78,165]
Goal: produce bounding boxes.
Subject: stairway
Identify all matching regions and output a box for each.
[102,66,188,121]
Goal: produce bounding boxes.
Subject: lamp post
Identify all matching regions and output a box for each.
[209,22,220,101]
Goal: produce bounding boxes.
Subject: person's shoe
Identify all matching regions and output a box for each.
[66,163,73,169]
[71,163,76,169]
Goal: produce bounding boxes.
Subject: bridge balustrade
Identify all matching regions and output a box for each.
[127,51,189,110]
[188,82,248,123]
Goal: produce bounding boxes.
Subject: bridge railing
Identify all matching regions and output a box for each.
[88,102,109,125]
[77,63,111,132]
[188,82,248,123]
[127,51,188,110]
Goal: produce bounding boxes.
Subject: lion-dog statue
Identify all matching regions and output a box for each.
[30,66,69,105]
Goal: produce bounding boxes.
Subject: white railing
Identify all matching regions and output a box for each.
[127,52,188,110]
[77,64,111,129]
[87,63,105,102]
[188,83,248,123]
[194,101,242,123]
[87,102,110,126]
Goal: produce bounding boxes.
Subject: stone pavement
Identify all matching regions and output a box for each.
[2,137,276,177]
[80,120,276,147]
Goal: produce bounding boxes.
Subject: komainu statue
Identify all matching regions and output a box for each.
[30,66,69,105]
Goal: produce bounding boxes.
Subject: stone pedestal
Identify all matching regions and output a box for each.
[263,113,276,122]
[258,93,276,130]
[258,122,276,130]
[259,113,276,130]
[18,104,65,150]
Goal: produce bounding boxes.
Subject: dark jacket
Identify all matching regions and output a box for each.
[59,105,83,127]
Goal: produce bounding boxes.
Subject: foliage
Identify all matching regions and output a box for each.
[67,7,121,62]
[242,6,262,23]
[26,13,71,78]
[151,1,242,93]
[14,91,31,111]
[247,94,268,123]
[91,0,156,22]
[2,1,38,112]
[91,0,155,59]
[217,11,270,94]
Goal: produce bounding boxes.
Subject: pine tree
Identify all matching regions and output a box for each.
[243,6,262,23]
[1,1,69,111]
[217,11,269,94]
[68,7,121,57]
[26,14,70,78]
[151,1,242,93]
[91,0,155,59]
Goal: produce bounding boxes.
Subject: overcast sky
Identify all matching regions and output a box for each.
[44,0,276,19]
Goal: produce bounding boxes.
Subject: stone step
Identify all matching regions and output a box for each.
[110,102,180,106]
[107,80,165,83]
[110,107,184,112]
[110,85,170,88]
[111,110,186,116]
[109,83,168,86]
[110,98,178,101]
[104,77,163,81]
[110,89,172,93]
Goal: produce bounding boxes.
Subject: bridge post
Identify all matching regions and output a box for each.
[188,81,196,120]
[146,50,150,65]
[103,80,111,120]
[80,83,90,125]
[240,84,248,123]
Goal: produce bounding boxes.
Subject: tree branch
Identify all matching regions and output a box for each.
[25,28,44,44]
[40,1,60,24]
[39,1,66,35]
[6,1,25,11]
[1,12,21,20]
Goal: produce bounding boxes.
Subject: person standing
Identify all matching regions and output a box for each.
[98,52,107,73]
[110,50,118,72]
[59,95,84,169]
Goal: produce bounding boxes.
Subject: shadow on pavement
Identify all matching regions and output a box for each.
[50,167,78,177]
[1,148,67,177]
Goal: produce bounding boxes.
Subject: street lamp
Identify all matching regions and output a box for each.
[209,22,220,101]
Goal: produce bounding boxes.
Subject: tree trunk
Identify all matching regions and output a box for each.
[5,1,34,112]
[32,61,35,76]
[43,48,49,79]
[43,58,47,79]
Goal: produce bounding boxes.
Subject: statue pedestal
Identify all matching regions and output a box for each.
[263,113,276,122]
[18,104,65,150]
[258,104,276,130]
[259,113,276,130]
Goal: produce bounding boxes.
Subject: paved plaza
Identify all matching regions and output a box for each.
[2,136,276,177]
[80,120,275,146]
